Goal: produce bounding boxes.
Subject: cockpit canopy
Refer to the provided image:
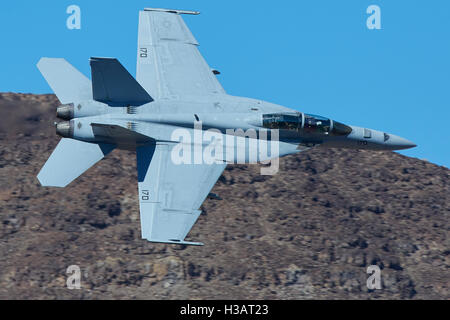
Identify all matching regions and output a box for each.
[262,112,352,136]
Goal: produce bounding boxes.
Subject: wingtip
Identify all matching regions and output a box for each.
[36,173,66,188]
[143,8,200,15]
[36,57,47,68]
[37,57,66,69]
[90,57,118,62]
[146,239,205,246]
[36,172,47,186]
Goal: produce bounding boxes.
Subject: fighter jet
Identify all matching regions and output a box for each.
[37,8,416,246]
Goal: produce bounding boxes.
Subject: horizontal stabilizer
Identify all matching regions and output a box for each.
[37,58,92,104]
[37,138,115,187]
[90,57,153,106]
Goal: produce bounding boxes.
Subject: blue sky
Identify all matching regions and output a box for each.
[1,0,449,168]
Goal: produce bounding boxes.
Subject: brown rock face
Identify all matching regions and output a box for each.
[0,93,448,299]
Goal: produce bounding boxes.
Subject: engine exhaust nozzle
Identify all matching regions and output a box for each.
[57,103,74,120]
[56,121,74,138]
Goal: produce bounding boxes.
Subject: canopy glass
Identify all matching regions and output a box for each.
[262,112,352,136]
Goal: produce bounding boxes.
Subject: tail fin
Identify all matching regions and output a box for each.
[37,58,92,104]
[90,57,153,106]
[37,138,115,187]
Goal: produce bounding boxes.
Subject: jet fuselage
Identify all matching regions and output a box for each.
[55,95,416,162]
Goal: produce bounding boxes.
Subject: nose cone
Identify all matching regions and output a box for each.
[385,134,417,150]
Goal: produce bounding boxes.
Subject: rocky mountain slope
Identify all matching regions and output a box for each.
[0,93,448,299]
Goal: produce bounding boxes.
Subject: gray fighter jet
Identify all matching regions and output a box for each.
[37,8,416,246]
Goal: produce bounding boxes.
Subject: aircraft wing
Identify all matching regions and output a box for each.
[137,144,227,246]
[137,8,226,100]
